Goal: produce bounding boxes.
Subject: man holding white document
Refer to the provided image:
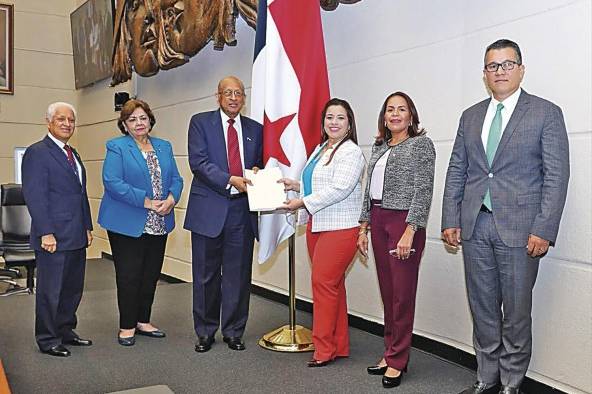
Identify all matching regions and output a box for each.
[184,76,263,353]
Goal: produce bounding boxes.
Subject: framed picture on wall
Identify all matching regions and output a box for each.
[0,3,13,94]
[70,0,114,89]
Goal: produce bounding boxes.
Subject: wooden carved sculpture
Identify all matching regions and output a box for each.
[111,0,360,86]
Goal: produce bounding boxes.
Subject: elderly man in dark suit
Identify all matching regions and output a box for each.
[442,39,570,394]
[22,102,94,357]
[184,76,263,352]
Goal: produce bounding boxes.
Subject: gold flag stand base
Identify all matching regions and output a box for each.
[258,324,314,352]
[258,234,314,353]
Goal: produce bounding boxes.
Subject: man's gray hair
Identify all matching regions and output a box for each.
[46,102,77,121]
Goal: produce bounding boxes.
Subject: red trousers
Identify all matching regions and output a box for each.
[370,206,425,370]
[306,221,359,361]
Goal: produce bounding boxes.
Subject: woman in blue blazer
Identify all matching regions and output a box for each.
[98,99,183,346]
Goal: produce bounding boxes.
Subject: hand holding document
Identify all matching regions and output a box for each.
[244,167,286,212]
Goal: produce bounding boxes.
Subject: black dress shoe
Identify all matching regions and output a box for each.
[118,335,135,346]
[382,372,402,389]
[459,382,501,394]
[42,344,71,357]
[223,336,245,351]
[64,337,93,346]
[367,365,388,375]
[195,336,215,352]
[307,359,331,367]
[498,386,520,394]
[136,328,166,338]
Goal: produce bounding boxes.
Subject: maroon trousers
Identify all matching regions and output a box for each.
[370,206,425,370]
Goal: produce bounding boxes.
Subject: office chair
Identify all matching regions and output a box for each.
[0,185,22,284]
[0,183,35,296]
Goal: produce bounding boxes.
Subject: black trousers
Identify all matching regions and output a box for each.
[107,231,167,329]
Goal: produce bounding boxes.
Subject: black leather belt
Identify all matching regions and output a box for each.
[229,193,247,200]
[480,204,492,213]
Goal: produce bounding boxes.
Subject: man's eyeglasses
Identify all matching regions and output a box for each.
[484,60,521,73]
[220,89,244,98]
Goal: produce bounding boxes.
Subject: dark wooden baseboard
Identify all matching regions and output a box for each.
[96,254,565,393]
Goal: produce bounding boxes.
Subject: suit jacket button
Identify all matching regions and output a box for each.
[488,173,493,178]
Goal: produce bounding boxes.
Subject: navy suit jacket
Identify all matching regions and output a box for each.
[22,135,93,251]
[183,110,263,238]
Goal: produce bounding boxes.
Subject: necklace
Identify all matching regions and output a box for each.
[387,136,409,147]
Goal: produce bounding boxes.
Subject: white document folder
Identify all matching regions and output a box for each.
[245,167,286,212]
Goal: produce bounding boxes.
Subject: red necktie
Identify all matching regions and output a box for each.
[64,145,80,179]
[226,119,243,177]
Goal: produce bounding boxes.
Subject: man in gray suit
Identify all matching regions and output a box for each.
[442,39,569,394]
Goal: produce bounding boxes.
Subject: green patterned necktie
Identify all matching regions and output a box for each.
[483,102,504,210]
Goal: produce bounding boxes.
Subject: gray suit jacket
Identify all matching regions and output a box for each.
[441,90,570,247]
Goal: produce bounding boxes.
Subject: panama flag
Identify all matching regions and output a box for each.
[251,0,330,263]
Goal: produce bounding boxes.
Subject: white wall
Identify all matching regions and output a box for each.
[77,0,591,393]
[316,2,592,394]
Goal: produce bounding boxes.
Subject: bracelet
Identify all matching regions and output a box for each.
[358,228,368,235]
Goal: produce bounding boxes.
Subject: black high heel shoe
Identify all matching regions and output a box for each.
[368,364,407,375]
[367,365,388,375]
[382,373,402,388]
[307,359,331,367]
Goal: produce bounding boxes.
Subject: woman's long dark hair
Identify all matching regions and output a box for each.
[375,92,425,145]
[320,98,358,165]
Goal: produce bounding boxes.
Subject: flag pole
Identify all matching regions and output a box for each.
[258,232,314,352]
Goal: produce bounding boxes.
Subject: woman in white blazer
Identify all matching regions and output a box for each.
[280,98,365,367]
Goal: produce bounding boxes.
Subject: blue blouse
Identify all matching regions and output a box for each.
[302,145,325,197]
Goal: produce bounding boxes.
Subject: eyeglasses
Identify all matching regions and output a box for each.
[127,115,149,123]
[484,60,521,73]
[219,89,244,98]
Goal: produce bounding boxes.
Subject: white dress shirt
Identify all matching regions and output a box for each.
[481,88,521,148]
[47,133,82,183]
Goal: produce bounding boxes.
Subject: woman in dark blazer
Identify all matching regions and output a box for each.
[98,99,183,346]
[357,92,435,388]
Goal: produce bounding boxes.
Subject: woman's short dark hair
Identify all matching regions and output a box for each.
[117,99,156,135]
[376,92,425,145]
[320,98,358,165]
